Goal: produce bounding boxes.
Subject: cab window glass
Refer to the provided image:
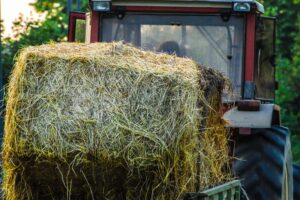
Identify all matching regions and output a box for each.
[102,14,245,100]
[255,17,276,100]
[75,19,86,42]
[68,12,86,42]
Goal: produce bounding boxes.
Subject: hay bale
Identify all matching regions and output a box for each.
[3,42,232,200]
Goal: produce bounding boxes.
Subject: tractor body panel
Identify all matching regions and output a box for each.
[223,103,274,128]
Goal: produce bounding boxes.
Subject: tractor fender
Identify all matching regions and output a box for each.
[223,103,279,128]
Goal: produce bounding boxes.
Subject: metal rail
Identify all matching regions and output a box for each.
[185,180,241,200]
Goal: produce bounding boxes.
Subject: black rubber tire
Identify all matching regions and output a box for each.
[233,126,293,200]
[293,163,300,200]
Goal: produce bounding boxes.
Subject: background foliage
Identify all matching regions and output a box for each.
[1,0,88,83]
[261,0,300,162]
[1,0,300,161]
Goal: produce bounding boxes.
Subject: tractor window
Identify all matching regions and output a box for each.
[101,14,245,100]
[68,12,86,43]
[255,17,276,101]
[75,19,86,42]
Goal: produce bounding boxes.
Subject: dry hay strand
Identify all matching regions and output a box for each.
[199,97,232,188]
[3,42,232,200]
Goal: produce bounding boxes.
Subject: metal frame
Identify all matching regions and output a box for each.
[244,13,255,83]
[91,6,232,43]
[242,13,256,99]
[185,180,241,200]
[91,12,101,42]
[254,16,277,102]
[68,12,86,42]
[105,0,264,13]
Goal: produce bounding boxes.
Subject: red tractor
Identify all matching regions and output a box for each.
[68,0,299,199]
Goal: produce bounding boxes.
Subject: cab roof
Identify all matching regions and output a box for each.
[109,0,264,13]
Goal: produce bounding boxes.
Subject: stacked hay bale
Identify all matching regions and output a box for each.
[3,42,232,200]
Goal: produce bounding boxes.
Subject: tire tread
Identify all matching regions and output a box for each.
[234,126,293,200]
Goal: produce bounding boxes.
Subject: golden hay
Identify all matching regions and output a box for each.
[3,42,232,200]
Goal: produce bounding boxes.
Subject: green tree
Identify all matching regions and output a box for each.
[1,0,88,84]
[261,0,300,129]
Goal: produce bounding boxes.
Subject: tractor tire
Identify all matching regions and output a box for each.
[233,126,293,200]
[293,163,300,200]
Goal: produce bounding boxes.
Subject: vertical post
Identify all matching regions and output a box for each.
[245,13,256,82]
[77,0,81,11]
[67,0,72,15]
[244,13,256,99]
[67,0,73,41]
[90,11,100,43]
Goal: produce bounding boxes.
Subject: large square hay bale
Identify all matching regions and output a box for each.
[3,42,232,200]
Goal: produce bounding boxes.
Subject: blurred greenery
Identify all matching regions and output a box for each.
[261,0,300,162]
[292,135,300,162]
[0,0,300,161]
[1,0,88,84]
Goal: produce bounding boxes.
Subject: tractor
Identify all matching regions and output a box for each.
[68,0,300,199]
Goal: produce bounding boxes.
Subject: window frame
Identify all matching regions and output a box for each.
[68,11,86,42]
[99,12,247,100]
[254,16,276,102]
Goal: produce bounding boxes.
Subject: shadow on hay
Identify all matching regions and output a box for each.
[10,153,174,200]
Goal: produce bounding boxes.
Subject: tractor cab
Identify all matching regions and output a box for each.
[69,0,276,103]
[67,2,297,199]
